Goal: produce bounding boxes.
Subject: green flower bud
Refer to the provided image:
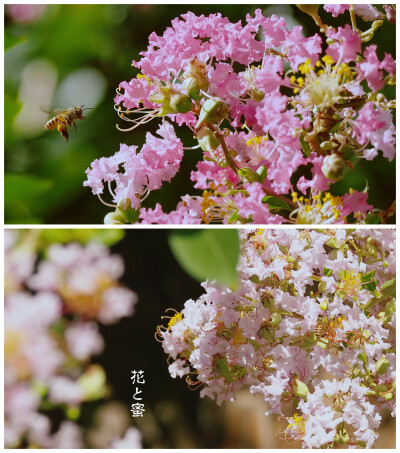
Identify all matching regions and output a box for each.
[104,212,125,224]
[383,392,393,401]
[271,313,282,327]
[293,378,309,399]
[319,298,329,311]
[170,93,193,114]
[260,327,274,343]
[196,127,221,152]
[78,365,108,401]
[316,339,328,349]
[182,75,209,101]
[250,88,265,102]
[320,140,337,151]
[321,154,346,181]
[195,98,230,129]
[66,406,80,420]
[318,281,326,293]
[32,380,47,397]
[375,356,390,374]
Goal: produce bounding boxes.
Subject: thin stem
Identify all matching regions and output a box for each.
[349,5,358,32]
[206,123,239,174]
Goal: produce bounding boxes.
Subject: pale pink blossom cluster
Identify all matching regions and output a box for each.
[4,230,140,448]
[84,6,395,224]
[158,229,395,448]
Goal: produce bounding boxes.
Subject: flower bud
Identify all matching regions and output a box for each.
[104,211,125,224]
[271,313,282,327]
[260,327,274,343]
[66,406,80,420]
[195,98,230,129]
[196,127,220,152]
[375,356,390,374]
[320,140,338,151]
[383,392,393,401]
[319,298,329,311]
[182,75,209,101]
[293,378,309,399]
[182,58,209,100]
[321,154,346,181]
[250,88,265,102]
[78,365,108,401]
[170,93,193,114]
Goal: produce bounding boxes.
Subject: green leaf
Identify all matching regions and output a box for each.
[361,270,377,292]
[4,29,28,51]
[380,277,396,296]
[39,229,124,246]
[262,196,291,212]
[361,270,376,283]
[227,209,240,224]
[323,267,333,277]
[299,135,311,157]
[363,277,396,310]
[364,213,381,224]
[168,229,240,289]
[358,351,368,365]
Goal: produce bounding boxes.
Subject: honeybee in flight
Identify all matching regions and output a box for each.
[44,105,92,142]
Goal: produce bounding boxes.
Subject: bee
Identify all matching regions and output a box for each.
[44,105,92,141]
[315,316,327,339]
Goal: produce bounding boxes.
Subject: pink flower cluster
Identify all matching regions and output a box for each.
[4,231,140,448]
[158,229,396,448]
[84,6,395,224]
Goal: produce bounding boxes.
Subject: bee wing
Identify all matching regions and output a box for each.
[40,105,67,115]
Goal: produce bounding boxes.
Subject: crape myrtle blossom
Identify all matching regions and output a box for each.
[157,229,396,448]
[84,6,396,224]
[4,231,141,448]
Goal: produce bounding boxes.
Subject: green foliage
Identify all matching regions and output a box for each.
[168,229,240,289]
[262,196,291,212]
[4,94,22,143]
[4,29,28,50]
[39,229,124,246]
[5,174,54,223]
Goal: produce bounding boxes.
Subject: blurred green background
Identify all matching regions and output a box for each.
[4,4,395,224]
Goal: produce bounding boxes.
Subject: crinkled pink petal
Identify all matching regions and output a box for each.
[323,4,350,17]
[326,25,361,63]
[341,191,372,217]
[233,182,285,224]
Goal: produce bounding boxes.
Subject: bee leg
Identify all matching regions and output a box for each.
[73,122,77,132]
[57,124,69,142]
[61,128,69,142]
